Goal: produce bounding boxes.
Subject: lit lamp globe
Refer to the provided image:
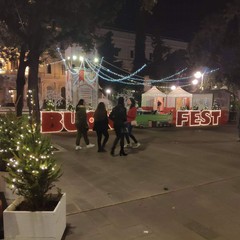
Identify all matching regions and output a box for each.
[192,79,199,85]
[94,57,99,63]
[171,85,176,91]
[106,89,111,95]
[194,71,202,79]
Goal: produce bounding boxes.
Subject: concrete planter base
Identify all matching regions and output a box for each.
[3,193,66,240]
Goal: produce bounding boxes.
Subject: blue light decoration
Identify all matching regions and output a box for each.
[55,47,219,88]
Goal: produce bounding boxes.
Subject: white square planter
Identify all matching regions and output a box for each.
[3,193,66,240]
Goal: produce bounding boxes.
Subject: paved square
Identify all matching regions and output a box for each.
[51,124,240,240]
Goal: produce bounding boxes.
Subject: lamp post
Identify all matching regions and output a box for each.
[106,88,112,110]
[106,88,111,99]
[8,90,14,103]
[192,79,199,85]
[194,71,204,90]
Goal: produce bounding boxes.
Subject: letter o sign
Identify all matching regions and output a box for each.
[89,117,94,124]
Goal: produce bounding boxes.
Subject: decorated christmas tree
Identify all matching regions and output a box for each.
[4,122,62,211]
[0,112,24,171]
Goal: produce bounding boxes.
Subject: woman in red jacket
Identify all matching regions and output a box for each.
[125,98,140,148]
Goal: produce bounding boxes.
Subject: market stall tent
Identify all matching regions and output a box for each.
[167,86,192,109]
[192,89,231,111]
[192,93,213,110]
[141,86,166,111]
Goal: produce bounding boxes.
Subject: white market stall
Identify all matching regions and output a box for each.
[167,86,192,110]
[141,86,166,111]
[192,93,213,110]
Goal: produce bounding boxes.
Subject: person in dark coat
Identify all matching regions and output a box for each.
[93,102,109,152]
[109,97,128,156]
[75,99,95,150]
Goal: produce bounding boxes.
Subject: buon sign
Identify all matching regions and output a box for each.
[41,111,113,133]
[41,111,94,133]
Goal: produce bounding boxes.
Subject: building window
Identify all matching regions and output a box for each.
[130,50,134,59]
[47,64,51,74]
[46,86,53,99]
[61,64,65,75]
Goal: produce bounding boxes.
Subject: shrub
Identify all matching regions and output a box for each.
[4,123,62,211]
[0,112,24,171]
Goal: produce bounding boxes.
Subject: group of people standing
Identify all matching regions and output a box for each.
[75,97,140,156]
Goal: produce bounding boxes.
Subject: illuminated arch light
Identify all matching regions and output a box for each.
[94,57,99,63]
[25,66,29,76]
[79,56,84,62]
[106,89,111,94]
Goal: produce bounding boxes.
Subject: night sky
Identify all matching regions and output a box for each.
[113,0,231,41]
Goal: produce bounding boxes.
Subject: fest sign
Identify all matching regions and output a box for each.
[176,110,222,127]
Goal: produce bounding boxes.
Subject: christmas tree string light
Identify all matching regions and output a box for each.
[0,87,63,210]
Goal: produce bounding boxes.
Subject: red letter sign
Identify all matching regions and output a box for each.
[63,112,76,132]
[176,110,221,127]
[41,111,63,133]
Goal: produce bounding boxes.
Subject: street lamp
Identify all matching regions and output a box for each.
[8,90,14,103]
[94,57,99,63]
[192,79,199,85]
[194,71,204,90]
[106,88,111,99]
[79,56,84,62]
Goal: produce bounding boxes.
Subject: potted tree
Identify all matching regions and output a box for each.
[0,112,23,200]
[3,122,66,240]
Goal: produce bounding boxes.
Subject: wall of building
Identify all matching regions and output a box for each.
[0,28,188,108]
[96,27,188,72]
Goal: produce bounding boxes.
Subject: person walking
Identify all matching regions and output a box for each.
[93,102,109,152]
[75,99,95,150]
[109,97,128,156]
[125,98,141,148]
[157,100,162,113]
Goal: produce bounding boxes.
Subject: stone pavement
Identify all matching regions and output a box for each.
[51,124,240,240]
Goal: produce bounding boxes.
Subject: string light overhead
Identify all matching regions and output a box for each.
[55,47,218,88]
